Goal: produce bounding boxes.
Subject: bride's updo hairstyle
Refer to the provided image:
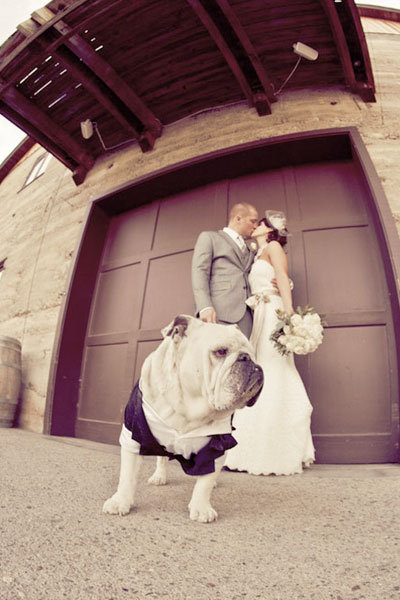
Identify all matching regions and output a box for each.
[259,217,288,247]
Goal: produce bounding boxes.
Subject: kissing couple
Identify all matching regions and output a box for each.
[191,203,315,476]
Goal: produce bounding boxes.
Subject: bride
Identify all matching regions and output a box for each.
[224,210,315,475]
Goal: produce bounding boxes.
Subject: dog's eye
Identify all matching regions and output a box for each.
[214,348,228,358]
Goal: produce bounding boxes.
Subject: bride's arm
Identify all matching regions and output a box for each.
[265,242,294,315]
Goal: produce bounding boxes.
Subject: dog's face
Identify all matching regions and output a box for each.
[166,316,263,412]
[140,315,263,427]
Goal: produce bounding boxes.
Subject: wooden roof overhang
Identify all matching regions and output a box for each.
[0,0,375,184]
[358,5,400,23]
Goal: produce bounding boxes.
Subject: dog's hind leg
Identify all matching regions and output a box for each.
[103,448,143,516]
[188,464,222,523]
[148,456,168,486]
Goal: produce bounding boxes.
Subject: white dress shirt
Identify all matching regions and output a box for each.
[120,394,232,463]
[223,226,246,251]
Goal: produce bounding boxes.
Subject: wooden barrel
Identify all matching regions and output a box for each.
[0,336,22,427]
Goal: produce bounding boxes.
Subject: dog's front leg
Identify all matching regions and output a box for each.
[188,464,222,523]
[103,448,143,516]
[148,456,168,486]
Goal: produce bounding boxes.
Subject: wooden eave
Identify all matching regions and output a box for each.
[186,0,275,115]
[0,137,35,185]
[358,6,400,23]
[0,0,376,184]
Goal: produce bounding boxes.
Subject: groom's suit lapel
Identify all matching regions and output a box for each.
[218,231,246,265]
[244,248,256,271]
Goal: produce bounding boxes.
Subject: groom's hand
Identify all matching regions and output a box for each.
[271,278,294,291]
[199,307,217,324]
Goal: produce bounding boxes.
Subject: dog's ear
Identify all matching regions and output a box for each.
[161,315,191,341]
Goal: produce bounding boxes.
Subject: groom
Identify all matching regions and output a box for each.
[191,203,259,338]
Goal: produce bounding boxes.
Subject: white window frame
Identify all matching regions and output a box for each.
[22,152,52,188]
[0,258,6,281]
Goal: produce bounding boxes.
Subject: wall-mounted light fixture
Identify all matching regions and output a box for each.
[80,118,138,152]
[292,42,319,62]
[275,42,319,95]
[80,118,94,139]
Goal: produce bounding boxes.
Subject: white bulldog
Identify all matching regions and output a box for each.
[103,314,263,523]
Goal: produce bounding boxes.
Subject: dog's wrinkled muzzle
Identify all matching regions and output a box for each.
[234,352,264,407]
[246,364,264,406]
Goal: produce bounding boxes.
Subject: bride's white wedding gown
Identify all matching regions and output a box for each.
[224,252,315,475]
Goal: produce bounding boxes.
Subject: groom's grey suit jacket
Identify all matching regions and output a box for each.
[191,230,255,324]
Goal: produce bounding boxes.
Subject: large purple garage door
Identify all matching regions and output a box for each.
[75,160,398,463]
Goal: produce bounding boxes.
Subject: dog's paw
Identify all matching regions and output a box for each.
[102,494,134,516]
[188,501,218,523]
[148,457,168,485]
[148,471,167,486]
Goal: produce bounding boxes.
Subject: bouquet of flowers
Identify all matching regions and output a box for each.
[270,305,325,356]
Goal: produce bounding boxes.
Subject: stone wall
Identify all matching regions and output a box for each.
[0,31,399,433]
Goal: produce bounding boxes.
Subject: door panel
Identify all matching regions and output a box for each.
[78,344,129,422]
[304,227,386,314]
[309,325,391,432]
[153,184,222,250]
[76,160,398,462]
[104,203,158,264]
[89,263,142,335]
[141,251,195,330]
[295,162,368,228]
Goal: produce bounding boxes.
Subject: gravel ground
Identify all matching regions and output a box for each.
[1,428,400,600]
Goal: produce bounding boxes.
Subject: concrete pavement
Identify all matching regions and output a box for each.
[1,428,400,600]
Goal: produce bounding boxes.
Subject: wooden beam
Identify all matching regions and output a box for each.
[344,0,376,102]
[1,82,94,171]
[186,0,260,112]
[358,6,400,22]
[0,0,108,72]
[31,7,162,145]
[0,137,35,185]
[72,164,88,185]
[215,0,276,103]
[17,19,146,144]
[356,84,376,103]
[17,19,39,38]
[0,101,80,173]
[320,0,357,92]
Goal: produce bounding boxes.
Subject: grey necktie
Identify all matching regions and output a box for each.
[237,235,246,252]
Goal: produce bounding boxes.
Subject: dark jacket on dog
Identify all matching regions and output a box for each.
[124,383,237,476]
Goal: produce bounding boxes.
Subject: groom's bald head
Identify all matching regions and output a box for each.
[228,203,259,238]
[229,203,257,222]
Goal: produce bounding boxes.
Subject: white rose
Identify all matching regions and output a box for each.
[293,326,308,337]
[285,339,296,352]
[294,344,307,354]
[308,325,322,338]
[291,314,302,326]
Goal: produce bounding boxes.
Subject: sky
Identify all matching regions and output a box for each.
[0,0,399,166]
[0,0,46,165]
